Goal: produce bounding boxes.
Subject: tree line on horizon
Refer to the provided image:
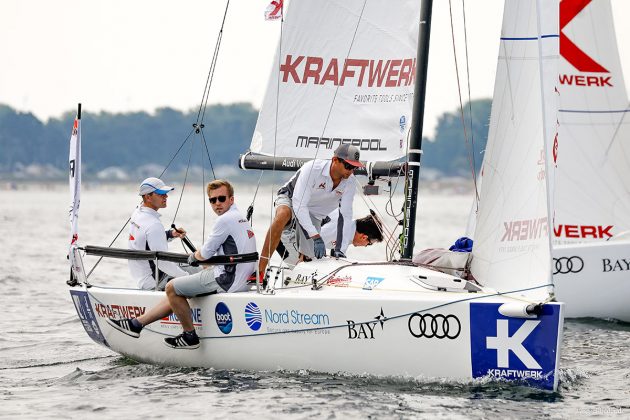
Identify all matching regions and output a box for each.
[0,99,491,179]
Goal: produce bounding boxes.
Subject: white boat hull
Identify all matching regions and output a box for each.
[70,261,564,391]
[554,240,630,322]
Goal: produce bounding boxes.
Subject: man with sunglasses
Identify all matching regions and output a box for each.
[259,144,363,277]
[128,177,189,290]
[109,179,257,349]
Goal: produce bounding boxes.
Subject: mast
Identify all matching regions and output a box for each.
[401,0,433,259]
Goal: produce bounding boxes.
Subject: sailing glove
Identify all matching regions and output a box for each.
[313,237,326,259]
[187,253,200,267]
[331,249,346,258]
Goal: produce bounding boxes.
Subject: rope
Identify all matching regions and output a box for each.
[289,0,369,241]
[86,127,197,278]
[86,0,233,278]
[448,0,479,203]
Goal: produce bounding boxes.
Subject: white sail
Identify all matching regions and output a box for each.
[553,0,630,244]
[250,0,420,162]
[68,111,81,249]
[471,0,558,300]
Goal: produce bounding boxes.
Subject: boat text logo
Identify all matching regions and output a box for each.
[347,308,387,340]
[603,258,630,273]
[161,308,203,328]
[407,313,461,339]
[215,302,233,334]
[470,302,561,390]
[554,224,613,239]
[296,136,387,152]
[560,0,612,87]
[501,217,548,242]
[362,276,384,290]
[245,302,262,331]
[94,303,146,320]
[553,256,584,274]
[280,55,416,88]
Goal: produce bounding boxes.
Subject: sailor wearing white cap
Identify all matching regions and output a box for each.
[128,177,188,290]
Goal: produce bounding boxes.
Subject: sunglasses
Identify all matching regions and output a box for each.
[208,195,228,204]
[338,159,358,171]
[366,237,374,246]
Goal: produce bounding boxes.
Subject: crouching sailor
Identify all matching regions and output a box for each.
[107,180,257,349]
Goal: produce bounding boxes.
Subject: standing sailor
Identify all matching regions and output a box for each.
[258,144,363,277]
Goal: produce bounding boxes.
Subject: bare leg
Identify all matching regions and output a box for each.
[165,281,194,332]
[259,205,292,276]
[137,297,172,326]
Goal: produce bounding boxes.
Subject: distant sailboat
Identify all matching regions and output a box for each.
[551,0,630,321]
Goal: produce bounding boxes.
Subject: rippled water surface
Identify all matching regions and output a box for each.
[1,184,629,418]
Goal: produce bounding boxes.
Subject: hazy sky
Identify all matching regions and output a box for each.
[2,0,630,136]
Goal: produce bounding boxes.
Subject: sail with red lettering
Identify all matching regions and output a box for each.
[250,0,420,162]
[553,0,630,244]
[471,0,559,300]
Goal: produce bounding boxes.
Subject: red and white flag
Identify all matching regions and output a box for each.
[264,0,283,20]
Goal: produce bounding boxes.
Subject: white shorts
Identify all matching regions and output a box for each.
[275,193,322,258]
[172,268,220,297]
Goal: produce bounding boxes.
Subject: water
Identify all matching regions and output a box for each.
[1,183,629,418]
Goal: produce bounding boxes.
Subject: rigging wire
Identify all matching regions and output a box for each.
[87,0,233,278]
[288,0,369,241]
[460,0,480,207]
[260,1,286,268]
[86,127,197,278]
[448,0,480,204]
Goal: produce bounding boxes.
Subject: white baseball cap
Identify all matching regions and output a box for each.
[138,177,174,196]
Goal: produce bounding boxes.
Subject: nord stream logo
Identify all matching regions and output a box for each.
[245,302,262,331]
[560,0,612,88]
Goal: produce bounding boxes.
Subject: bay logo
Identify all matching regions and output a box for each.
[215,302,233,334]
[470,303,561,391]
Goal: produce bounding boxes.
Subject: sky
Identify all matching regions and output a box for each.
[1,0,630,137]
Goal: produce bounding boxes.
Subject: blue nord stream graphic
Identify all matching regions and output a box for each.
[215,302,233,334]
[245,302,262,331]
[470,303,561,390]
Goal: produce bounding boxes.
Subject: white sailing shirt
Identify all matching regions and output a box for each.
[320,211,356,254]
[128,206,188,290]
[200,205,257,293]
[278,159,356,246]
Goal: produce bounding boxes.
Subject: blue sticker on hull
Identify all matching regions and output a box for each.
[70,290,109,348]
[470,303,561,390]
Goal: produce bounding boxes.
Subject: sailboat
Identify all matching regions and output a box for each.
[68,0,564,391]
[550,0,630,322]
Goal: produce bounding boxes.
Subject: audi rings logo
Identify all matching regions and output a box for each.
[407,313,461,339]
[553,256,584,274]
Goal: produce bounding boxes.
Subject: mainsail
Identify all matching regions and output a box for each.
[250,0,420,163]
[471,0,559,300]
[553,0,630,244]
